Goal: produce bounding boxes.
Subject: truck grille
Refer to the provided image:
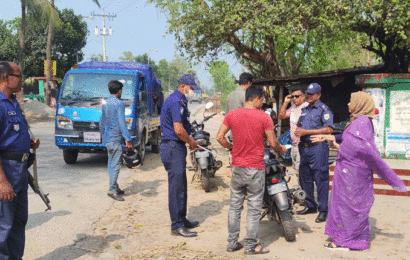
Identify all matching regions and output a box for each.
[73,121,100,131]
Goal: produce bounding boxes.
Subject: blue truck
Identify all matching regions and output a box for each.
[55,62,164,164]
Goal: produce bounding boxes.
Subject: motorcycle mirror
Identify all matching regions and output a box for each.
[205,102,214,110]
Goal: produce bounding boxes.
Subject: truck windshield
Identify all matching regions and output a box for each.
[60,73,135,101]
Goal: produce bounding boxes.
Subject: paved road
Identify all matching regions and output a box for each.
[24,102,204,260]
[24,120,135,260]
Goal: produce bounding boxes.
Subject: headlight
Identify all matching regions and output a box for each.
[197,139,208,146]
[125,108,132,116]
[125,117,132,129]
[57,116,73,129]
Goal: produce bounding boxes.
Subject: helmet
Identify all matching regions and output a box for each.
[122,149,141,168]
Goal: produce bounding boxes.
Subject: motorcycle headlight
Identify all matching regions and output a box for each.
[57,116,73,130]
[197,139,208,146]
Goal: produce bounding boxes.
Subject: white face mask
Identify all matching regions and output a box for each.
[185,88,196,100]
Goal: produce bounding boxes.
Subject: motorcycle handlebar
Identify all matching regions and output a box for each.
[203,113,217,122]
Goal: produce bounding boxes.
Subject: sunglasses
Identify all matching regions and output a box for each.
[290,95,301,98]
[9,73,23,79]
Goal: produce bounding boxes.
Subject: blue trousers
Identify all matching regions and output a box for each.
[106,142,123,194]
[160,141,188,230]
[0,159,29,260]
[299,143,330,213]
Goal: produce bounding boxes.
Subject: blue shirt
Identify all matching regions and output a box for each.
[99,96,132,144]
[160,90,191,141]
[297,100,333,143]
[0,92,31,153]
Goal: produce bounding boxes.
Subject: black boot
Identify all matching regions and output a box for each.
[171,227,198,237]
[296,206,318,215]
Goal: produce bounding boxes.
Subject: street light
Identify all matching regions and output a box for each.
[147,49,158,65]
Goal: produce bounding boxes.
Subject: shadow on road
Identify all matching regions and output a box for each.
[188,199,230,224]
[35,233,124,260]
[370,217,404,241]
[124,179,165,197]
[27,210,71,230]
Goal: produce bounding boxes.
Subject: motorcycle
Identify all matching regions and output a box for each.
[188,102,223,192]
[261,144,306,242]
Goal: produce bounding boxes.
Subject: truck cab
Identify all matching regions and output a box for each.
[55,62,163,164]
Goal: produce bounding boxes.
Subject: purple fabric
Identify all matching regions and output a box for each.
[325,116,407,250]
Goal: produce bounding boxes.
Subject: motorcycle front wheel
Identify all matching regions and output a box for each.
[278,209,296,241]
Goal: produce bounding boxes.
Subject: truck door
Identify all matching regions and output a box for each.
[137,74,148,144]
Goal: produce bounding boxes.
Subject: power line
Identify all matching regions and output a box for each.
[83,10,117,61]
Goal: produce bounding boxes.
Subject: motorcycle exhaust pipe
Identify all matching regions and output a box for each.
[273,191,289,211]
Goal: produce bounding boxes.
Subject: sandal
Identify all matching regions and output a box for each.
[244,244,270,255]
[324,242,350,251]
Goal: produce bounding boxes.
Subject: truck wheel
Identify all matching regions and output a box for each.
[63,149,78,164]
[201,169,210,192]
[278,209,296,241]
[139,134,146,164]
[151,129,161,154]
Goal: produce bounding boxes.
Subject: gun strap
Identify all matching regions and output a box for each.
[28,127,40,192]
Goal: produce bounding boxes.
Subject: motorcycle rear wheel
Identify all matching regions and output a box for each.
[278,209,296,241]
[201,168,210,192]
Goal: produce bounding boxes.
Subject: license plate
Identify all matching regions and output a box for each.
[195,151,209,158]
[267,181,288,195]
[84,132,101,143]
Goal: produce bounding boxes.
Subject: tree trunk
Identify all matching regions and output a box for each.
[17,0,26,111]
[45,0,55,106]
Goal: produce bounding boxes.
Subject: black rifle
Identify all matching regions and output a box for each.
[28,173,51,211]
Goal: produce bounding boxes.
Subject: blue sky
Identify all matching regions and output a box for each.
[0,0,244,90]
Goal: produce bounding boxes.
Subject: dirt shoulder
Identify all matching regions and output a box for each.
[77,113,410,260]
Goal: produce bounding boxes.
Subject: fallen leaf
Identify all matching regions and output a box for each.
[134,224,144,228]
[298,249,305,251]
[100,227,106,230]
[115,245,122,250]
[197,230,204,233]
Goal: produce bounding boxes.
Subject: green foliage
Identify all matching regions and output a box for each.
[0,20,19,62]
[333,0,410,72]
[135,53,159,76]
[157,56,197,92]
[3,8,88,78]
[119,51,135,62]
[89,54,105,61]
[150,0,410,77]
[208,60,236,109]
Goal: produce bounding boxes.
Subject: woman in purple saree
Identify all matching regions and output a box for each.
[312,91,407,250]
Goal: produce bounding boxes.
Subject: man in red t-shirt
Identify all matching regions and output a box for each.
[216,85,286,255]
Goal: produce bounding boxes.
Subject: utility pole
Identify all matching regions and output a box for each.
[88,10,116,61]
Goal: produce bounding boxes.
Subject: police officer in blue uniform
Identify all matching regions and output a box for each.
[160,74,200,237]
[0,61,40,260]
[295,83,333,223]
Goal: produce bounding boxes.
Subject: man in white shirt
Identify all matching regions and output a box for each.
[278,86,308,173]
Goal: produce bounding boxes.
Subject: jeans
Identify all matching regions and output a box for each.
[106,142,123,194]
[291,144,301,173]
[228,167,265,249]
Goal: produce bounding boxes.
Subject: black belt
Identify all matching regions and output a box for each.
[299,142,321,148]
[161,139,185,145]
[0,152,30,162]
